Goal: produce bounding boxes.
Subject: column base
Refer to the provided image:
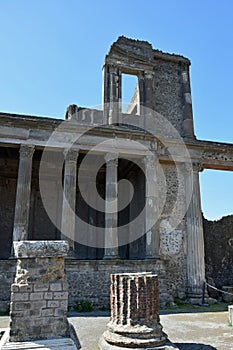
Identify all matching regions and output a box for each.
[99,335,179,349]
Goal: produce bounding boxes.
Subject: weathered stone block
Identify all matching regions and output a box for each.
[14,302,31,311]
[30,292,44,300]
[30,300,47,309]
[13,240,69,258]
[41,308,54,317]
[50,282,62,291]
[29,309,42,317]
[11,292,29,301]
[44,292,53,299]
[18,284,33,292]
[11,284,19,292]
[34,284,49,292]
[47,300,60,308]
[54,308,66,317]
[53,291,69,300]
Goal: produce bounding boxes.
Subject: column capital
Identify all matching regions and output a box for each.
[104,152,118,165]
[183,161,203,173]
[144,70,154,79]
[64,149,79,162]
[108,64,118,73]
[192,162,204,173]
[19,144,35,159]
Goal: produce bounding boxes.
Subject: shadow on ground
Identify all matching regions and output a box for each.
[176,343,216,350]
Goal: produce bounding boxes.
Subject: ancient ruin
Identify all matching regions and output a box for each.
[2,240,80,349]
[0,36,233,311]
[101,272,178,349]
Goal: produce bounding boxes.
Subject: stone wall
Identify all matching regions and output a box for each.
[203,215,233,291]
[65,258,182,309]
[154,60,184,134]
[1,257,188,312]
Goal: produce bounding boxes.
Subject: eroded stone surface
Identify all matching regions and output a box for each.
[13,240,69,258]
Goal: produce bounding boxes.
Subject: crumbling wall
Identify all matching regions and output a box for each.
[204,215,233,290]
[154,61,184,134]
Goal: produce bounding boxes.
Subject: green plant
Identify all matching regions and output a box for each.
[75,299,93,312]
[0,308,10,316]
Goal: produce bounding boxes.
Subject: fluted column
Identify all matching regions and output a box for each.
[145,153,160,258]
[12,144,35,243]
[104,153,119,259]
[185,162,206,300]
[102,273,167,348]
[61,149,79,254]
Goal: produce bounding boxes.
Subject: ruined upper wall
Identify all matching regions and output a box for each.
[103,36,194,138]
[106,36,190,65]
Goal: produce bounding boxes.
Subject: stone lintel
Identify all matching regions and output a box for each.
[13,240,69,258]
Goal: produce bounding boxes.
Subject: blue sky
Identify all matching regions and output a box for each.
[0,0,233,220]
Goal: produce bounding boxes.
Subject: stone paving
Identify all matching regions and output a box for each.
[0,310,233,350]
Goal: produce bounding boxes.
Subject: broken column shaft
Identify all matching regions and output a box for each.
[103,272,167,348]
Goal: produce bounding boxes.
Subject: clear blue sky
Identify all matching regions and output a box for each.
[0,0,233,220]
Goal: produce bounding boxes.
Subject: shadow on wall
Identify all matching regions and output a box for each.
[176,344,216,350]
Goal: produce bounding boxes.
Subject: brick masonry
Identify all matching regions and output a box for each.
[9,240,70,342]
[103,272,168,348]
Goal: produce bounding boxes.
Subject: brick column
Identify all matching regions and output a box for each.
[145,153,160,258]
[12,144,35,243]
[61,149,79,254]
[104,153,119,259]
[185,162,206,301]
[102,273,168,348]
[9,241,69,342]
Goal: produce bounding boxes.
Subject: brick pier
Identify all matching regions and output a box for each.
[9,241,70,342]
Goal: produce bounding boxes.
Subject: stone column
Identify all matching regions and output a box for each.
[103,64,121,124]
[61,149,79,254]
[104,153,119,259]
[185,162,206,301]
[144,70,154,109]
[181,64,195,138]
[9,241,70,342]
[102,273,168,349]
[87,175,97,259]
[145,154,160,258]
[12,144,35,243]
